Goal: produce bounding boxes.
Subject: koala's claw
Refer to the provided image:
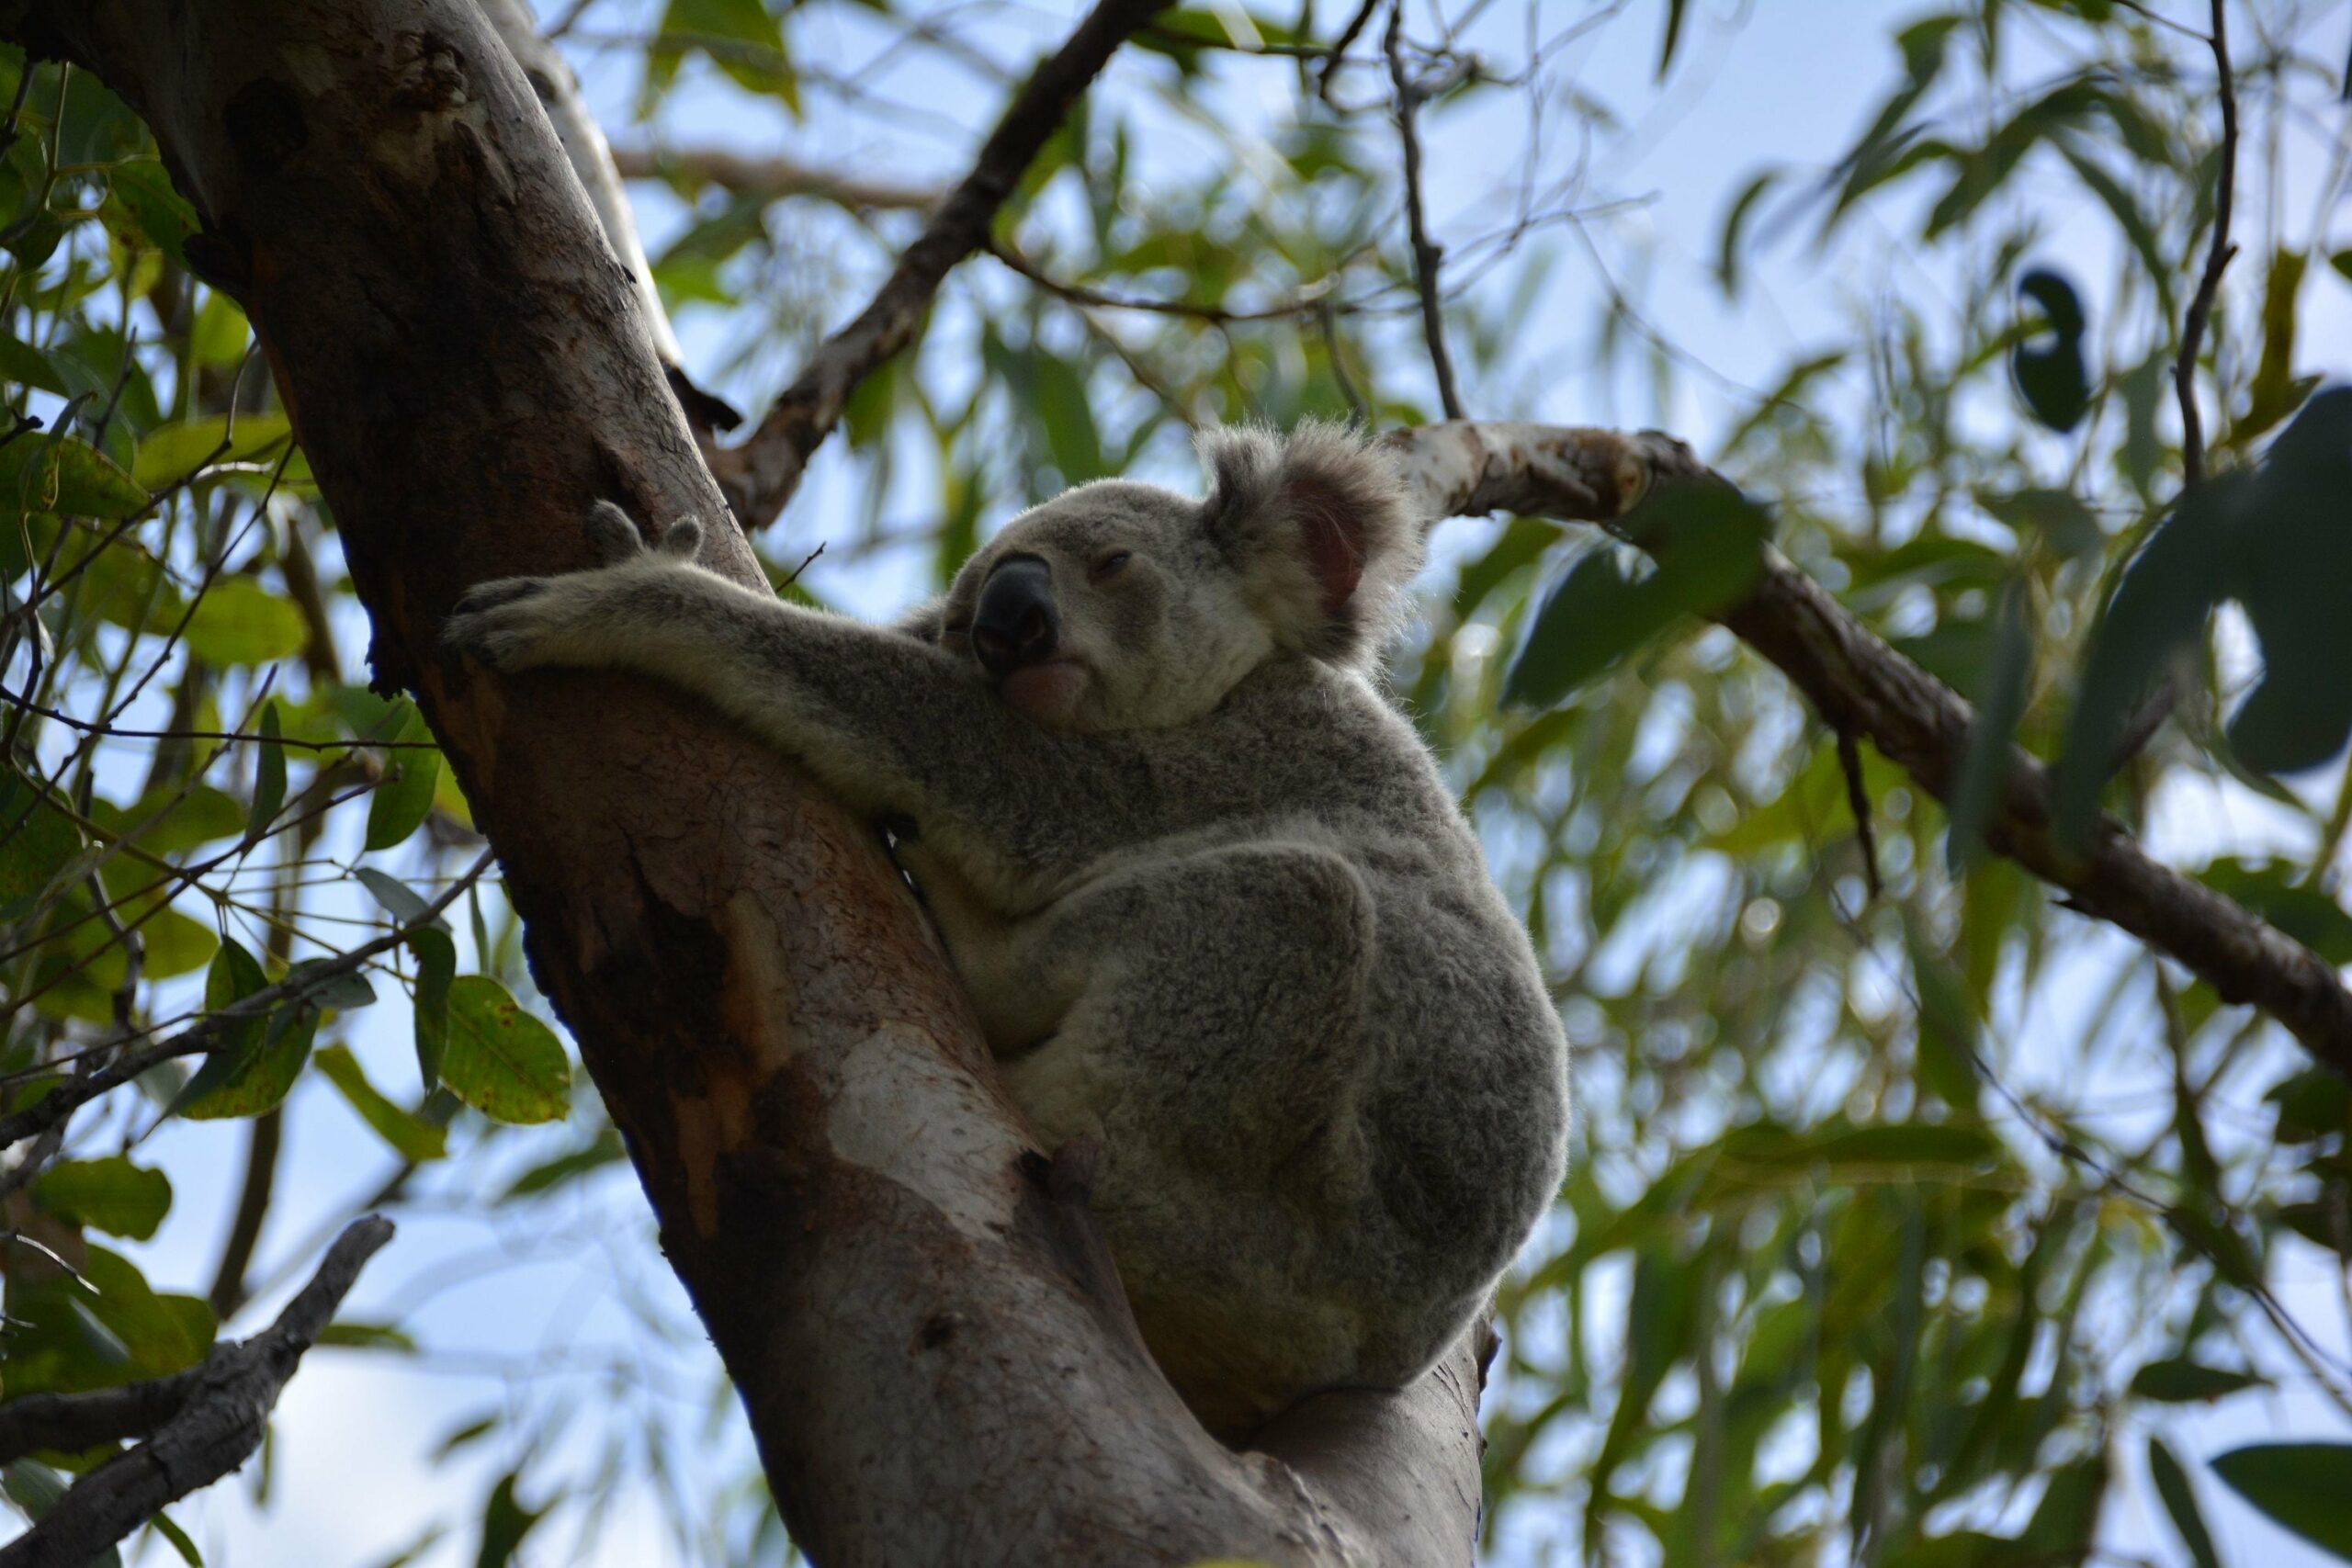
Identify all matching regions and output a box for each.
[450,577,549,616]
[660,516,704,561]
[584,501,644,564]
[583,501,702,567]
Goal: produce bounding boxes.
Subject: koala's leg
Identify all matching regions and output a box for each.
[997,840,1382,1433]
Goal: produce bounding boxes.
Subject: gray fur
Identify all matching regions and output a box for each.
[444,422,1570,1438]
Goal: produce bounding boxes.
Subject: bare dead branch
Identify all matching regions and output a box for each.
[0,1217,394,1568]
[0,1370,204,1468]
[719,0,1180,528]
[1385,420,2352,1077]
[607,142,939,212]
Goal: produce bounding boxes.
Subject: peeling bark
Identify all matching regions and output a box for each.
[2,3,1488,1562]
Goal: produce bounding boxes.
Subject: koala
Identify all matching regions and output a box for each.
[443,423,1570,1438]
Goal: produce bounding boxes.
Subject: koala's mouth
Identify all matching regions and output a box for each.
[999,659,1090,727]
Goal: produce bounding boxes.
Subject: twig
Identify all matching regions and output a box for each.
[1320,0,1383,99]
[0,684,440,750]
[2177,0,2237,490]
[1836,726,1882,900]
[719,0,1179,528]
[0,1218,394,1568]
[1385,2,1465,421]
[985,237,1342,321]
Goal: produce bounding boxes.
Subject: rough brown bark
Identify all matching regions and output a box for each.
[1,3,1487,1562]
[1388,421,2352,1077]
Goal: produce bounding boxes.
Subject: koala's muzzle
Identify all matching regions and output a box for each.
[972,556,1059,677]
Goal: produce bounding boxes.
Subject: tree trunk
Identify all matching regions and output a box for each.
[0,2,1486,1562]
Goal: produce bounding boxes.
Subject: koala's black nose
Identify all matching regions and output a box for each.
[972,556,1059,677]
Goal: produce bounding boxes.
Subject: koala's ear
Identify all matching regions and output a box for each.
[1198,421,1420,667]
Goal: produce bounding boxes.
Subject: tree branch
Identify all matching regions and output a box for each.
[1386,421,2352,1077]
[717,0,1179,527]
[606,142,939,212]
[0,1218,393,1568]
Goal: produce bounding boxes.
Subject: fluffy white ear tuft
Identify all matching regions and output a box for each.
[1197,421,1420,669]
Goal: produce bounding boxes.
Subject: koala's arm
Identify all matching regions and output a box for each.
[444,518,1163,902]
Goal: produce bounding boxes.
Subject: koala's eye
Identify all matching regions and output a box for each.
[1088,550,1133,583]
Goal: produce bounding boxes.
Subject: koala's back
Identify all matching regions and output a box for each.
[989,660,1569,1434]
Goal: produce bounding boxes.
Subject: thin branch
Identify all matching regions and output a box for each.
[607,143,939,212]
[1385,2,1465,421]
[1386,420,2352,1076]
[719,0,1179,528]
[0,1217,394,1568]
[985,237,1343,321]
[2177,0,2237,490]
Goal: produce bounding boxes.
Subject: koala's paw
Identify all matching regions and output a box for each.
[442,573,575,671]
[443,502,706,671]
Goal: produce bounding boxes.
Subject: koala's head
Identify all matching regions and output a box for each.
[929,423,1420,731]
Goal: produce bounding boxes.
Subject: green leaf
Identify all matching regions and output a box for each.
[646,0,796,112]
[2013,268,2091,434]
[316,1321,418,1352]
[90,783,244,856]
[410,926,458,1091]
[2019,1450,2107,1563]
[501,1129,627,1200]
[1503,485,1770,708]
[2130,1358,2264,1403]
[2053,481,2233,843]
[365,705,442,851]
[2198,860,2352,965]
[2147,1438,2222,1568]
[186,579,309,667]
[1715,168,1781,297]
[1944,576,2031,867]
[178,1003,316,1121]
[102,158,196,266]
[130,414,295,491]
[2269,1066,2352,1143]
[148,1510,203,1567]
[0,764,85,917]
[434,976,569,1125]
[245,701,286,843]
[0,430,147,522]
[1032,354,1104,483]
[2210,1443,2352,1557]
[2222,389,2352,774]
[475,1471,550,1568]
[315,1043,447,1163]
[357,866,436,928]
[2233,248,2310,447]
[33,1156,173,1240]
[1656,0,1690,78]
[173,940,316,1121]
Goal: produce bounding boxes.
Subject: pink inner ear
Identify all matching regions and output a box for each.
[1295,481,1364,616]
